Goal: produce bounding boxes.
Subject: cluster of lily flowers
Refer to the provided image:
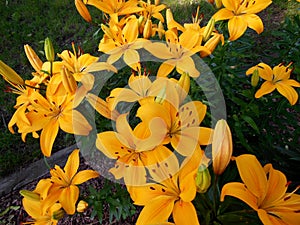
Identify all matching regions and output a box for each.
[0,0,300,224]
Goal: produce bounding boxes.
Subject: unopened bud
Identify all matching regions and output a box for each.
[212,119,233,175]
[143,19,152,39]
[203,18,215,42]
[19,190,40,201]
[155,0,160,5]
[158,21,165,39]
[52,208,65,220]
[0,60,24,86]
[251,69,260,87]
[75,0,92,23]
[195,165,211,193]
[138,15,145,27]
[24,44,43,72]
[61,66,77,94]
[201,33,224,58]
[176,72,190,103]
[155,85,167,104]
[77,200,89,213]
[44,37,55,62]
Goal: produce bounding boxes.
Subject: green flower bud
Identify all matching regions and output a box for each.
[44,37,55,62]
[251,69,260,87]
[203,18,215,42]
[195,164,211,193]
[19,190,40,201]
[52,208,65,220]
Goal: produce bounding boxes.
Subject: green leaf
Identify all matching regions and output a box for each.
[241,115,260,134]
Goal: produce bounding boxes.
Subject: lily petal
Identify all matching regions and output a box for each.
[235,154,268,200]
[136,196,175,225]
[228,16,248,41]
[173,201,199,225]
[221,182,259,210]
[255,81,276,98]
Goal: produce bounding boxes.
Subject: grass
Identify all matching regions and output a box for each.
[0,0,100,177]
[0,0,299,180]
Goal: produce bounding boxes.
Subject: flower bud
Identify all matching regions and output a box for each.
[157,21,165,39]
[143,19,152,39]
[201,33,224,58]
[52,208,65,220]
[212,119,233,175]
[138,15,145,28]
[75,0,92,23]
[195,164,211,193]
[155,0,160,5]
[176,72,190,103]
[19,190,40,201]
[0,60,24,86]
[203,18,215,42]
[251,69,260,87]
[155,85,166,104]
[61,66,77,94]
[77,200,89,213]
[24,44,43,72]
[44,37,55,62]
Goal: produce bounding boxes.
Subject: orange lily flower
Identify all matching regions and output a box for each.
[96,114,172,186]
[246,62,300,105]
[136,99,213,156]
[42,149,99,215]
[84,0,144,23]
[144,29,210,77]
[57,43,98,81]
[213,0,272,41]
[129,149,203,225]
[221,154,300,225]
[22,90,92,157]
[99,17,148,71]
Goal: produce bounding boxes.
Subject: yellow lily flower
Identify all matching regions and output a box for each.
[136,100,213,156]
[221,154,300,225]
[22,198,62,225]
[106,72,177,110]
[85,0,144,23]
[138,0,166,23]
[22,90,92,157]
[42,149,99,215]
[21,179,63,224]
[246,62,300,105]
[213,0,272,41]
[129,149,202,225]
[144,29,210,77]
[96,114,172,186]
[7,81,39,140]
[99,17,149,71]
[57,42,98,81]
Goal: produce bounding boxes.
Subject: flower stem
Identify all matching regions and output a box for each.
[43,156,51,170]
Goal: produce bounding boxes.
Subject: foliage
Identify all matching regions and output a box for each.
[86,180,136,223]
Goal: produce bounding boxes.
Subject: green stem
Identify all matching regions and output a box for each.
[43,156,51,170]
[50,61,53,77]
[212,174,219,218]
